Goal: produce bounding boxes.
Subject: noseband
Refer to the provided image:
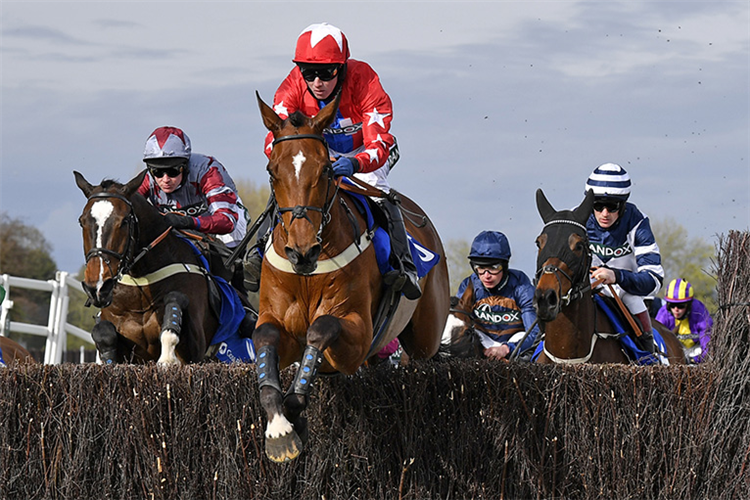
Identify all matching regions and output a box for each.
[84,191,139,280]
[271,133,340,242]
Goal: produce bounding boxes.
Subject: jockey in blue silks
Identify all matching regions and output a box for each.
[586,163,664,354]
[456,231,540,360]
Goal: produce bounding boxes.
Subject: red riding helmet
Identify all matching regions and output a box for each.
[143,126,191,162]
[293,22,350,65]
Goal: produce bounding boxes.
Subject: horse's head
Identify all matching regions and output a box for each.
[257,91,341,275]
[533,189,594,322]
[74,170,146,308]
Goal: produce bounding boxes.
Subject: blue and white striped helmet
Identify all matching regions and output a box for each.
[585,163,631,201]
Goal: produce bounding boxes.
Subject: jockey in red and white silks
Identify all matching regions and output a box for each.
[264,28,399,193]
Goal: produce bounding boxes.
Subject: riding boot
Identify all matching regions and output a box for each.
[634,310,656,354]
[243,214,273,293]
[377,196,422,300]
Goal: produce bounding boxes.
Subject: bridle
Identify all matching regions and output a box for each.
[84,191,139,281]
[534,219,593,309]
[270,133,340,243]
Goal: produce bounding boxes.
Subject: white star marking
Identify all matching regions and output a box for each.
[273,101,289,118]
[365,108,390,128]
[292,151,306,180]
[365,148,380,163]
[304,23,345,53]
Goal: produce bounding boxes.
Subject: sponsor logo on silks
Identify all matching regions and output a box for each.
[473,304,521,325]
[163,201,208,218]
[589,242,633,260]
[323,123,363,135]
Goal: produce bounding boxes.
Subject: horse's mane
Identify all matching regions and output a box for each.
[100,178,124,190]
[288,111,308,128]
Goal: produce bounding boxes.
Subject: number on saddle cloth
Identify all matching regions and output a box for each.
[346,191,439,279]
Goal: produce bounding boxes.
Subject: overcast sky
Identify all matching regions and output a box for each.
[2,1,748,280]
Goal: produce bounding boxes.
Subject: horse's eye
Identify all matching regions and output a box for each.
[78,217,84,228]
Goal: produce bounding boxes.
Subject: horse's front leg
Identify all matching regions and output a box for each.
[253,321,302,463]
[91,318,122,364]
[157,291,189,365]
[282,315,343,449]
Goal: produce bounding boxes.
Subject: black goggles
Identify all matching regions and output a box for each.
[593,200,622,213]
[299,64,341,82]
[668,302,688,310]
[148,165,184,179]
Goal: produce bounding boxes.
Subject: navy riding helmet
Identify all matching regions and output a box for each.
[468,231,511,265]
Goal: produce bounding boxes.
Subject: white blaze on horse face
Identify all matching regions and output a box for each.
[90,200,114,286]
[292,151,306,180]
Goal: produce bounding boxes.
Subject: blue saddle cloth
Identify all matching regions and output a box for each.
[178,236,255,363]
[0,346,6,367]
[531,295,667,365]
[342,185,440,280]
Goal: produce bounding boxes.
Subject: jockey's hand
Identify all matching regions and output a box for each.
[484,344,510,360]
[332,156,358,177]
[164,212,196,230]
[591,266,616,285]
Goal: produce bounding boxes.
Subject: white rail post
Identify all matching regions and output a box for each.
[43,277,61,364]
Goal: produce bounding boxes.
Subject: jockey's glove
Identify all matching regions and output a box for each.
[164,212,196,230]
[332,156,358,177]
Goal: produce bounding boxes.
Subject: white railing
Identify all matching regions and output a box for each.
[0,271,92,364]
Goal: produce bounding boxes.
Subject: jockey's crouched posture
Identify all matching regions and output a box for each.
[586,163,663,354]
[138,126,255,336]
[243,22,421,300]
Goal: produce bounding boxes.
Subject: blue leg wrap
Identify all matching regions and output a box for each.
[162,301,183,335]
[256,345,282,393]
[291,345,324,396]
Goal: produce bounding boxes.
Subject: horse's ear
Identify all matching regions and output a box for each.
[122,169,147,198]
[256,91,283,133]
[458,280,475,309]
[573,189,595,225]
[311,91,342,134]
[74,171,94,198]
[536,188,557,224]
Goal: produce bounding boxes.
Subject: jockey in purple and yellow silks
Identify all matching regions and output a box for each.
[248,22,419,300]
[655,278,713,363]
[455,231,540,360]
[587,163,664,354]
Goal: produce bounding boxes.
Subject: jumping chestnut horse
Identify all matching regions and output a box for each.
[253,92,450,463]
[533,188,685,365]
[0,337,35,367]
[74,171,227,364]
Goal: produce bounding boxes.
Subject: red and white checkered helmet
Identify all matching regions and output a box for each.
[143,126,191,162]
[293,23,350,65]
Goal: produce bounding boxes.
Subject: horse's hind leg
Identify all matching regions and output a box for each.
[157,291,189,365]
[91,319,122,364]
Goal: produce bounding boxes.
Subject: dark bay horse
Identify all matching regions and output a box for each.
[533,189,685,365]
[0,337,35,367]
[253,92,450,462]
[74,171,223,364]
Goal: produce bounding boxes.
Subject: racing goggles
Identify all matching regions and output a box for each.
[472,263,503,276]
[593,200,622,213]
[668,302,688,310]
[299,64,341,82]
[148,165,184,179]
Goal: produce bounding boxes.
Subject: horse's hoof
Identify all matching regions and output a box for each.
[265,431,303,463]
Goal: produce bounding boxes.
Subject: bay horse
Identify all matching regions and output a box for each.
[253,91,450,463]
[0,337,35,367]
[74,171,235,364]
[533,188,685,365]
